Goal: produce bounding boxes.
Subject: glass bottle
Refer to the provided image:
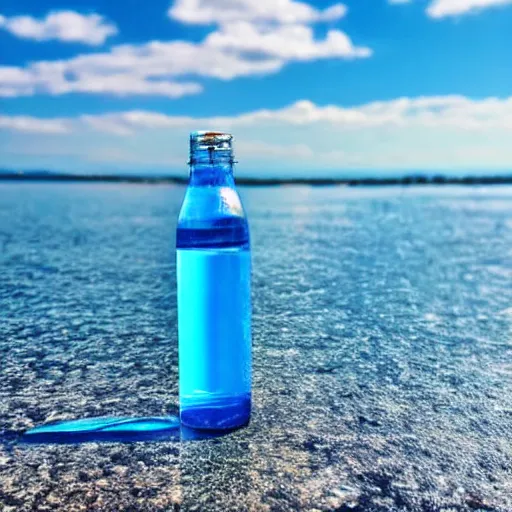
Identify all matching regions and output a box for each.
[177,131,251,430]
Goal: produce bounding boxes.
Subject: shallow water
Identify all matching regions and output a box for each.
[1,183,511,511]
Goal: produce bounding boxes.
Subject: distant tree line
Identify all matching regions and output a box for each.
[1,170,511,186]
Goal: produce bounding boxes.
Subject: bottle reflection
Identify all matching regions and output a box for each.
[21,416,248,447]
[22,416,181,444]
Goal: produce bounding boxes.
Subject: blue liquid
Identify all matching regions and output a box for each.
[177,235,251,430]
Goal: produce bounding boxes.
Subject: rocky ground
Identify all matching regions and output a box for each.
[1,183,511,511]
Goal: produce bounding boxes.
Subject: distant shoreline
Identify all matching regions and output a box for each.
[1,172,512,186]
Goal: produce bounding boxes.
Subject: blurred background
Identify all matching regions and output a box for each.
[1,0,511,178]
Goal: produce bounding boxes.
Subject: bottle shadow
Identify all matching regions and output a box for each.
[19,416,236,445]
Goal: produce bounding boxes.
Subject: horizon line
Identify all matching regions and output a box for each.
[1,170,512,187]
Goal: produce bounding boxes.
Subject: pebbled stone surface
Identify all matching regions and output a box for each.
[0,183,511,511]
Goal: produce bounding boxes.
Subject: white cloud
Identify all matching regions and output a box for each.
[206,22,371,60]
[0,27,369,98]
[169,0,347,25]
[3,95,511,136]
[80,95,512,133]
[390,0,512,17]
[0,61,202,99]
[0,66,37,96]
[0,10,117,45]
[0,1,369,98]
[427,0,512,18]
[3,96,512,171]
[65,39,284,81]
[0,115,70,134]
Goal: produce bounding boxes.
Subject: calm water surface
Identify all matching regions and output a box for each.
[1,183,511,511]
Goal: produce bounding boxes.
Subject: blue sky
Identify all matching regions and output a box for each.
[0,0,511,177]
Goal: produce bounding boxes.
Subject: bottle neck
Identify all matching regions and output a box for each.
[188,131,235,187]
[189,161,235,187]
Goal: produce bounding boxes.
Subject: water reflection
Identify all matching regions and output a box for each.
[21,416,238,445]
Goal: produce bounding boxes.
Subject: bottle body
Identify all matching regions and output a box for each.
[177,132,251,430]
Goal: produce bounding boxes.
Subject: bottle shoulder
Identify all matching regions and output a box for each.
[178,184,247,224]
[177,185,249,249]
